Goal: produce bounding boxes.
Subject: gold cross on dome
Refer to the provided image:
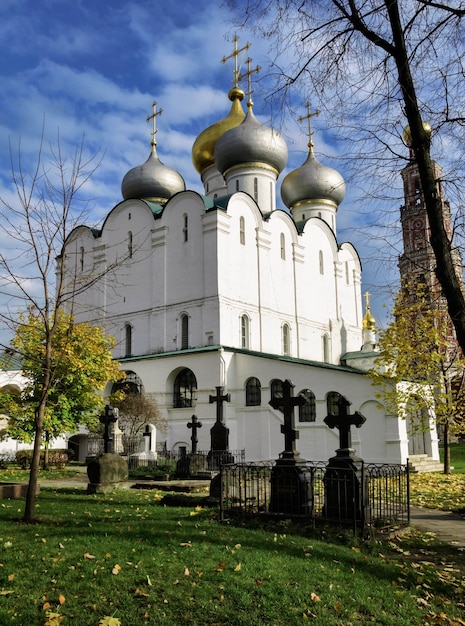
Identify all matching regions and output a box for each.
[221,35,251,88]
[146,101,163,148]
[364,291,371,311]
[298,102,320,148]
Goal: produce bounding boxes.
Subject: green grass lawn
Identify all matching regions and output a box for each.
[440,442,465,472]
[0,488,463,626]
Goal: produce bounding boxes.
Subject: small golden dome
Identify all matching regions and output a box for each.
[403,122,432,147]
[362,310,376,331]
[192,87,245,174]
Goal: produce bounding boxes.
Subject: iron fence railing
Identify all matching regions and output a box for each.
[219,460,409,535]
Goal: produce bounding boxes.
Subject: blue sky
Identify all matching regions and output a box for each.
[0,0,404,344]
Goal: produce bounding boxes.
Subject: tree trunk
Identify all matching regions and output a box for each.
[386,0,465,355]
[443,419,451,475]
[23,407,44,522]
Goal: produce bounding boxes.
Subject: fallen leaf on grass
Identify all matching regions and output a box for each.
[44,611,64,625]
[99,617,121,626]
[112,564,122,575]
[311,592,321,602]
[84,552,96,559]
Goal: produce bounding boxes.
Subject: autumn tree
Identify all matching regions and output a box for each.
[370,279,465,473]
[231,0,465,352]
[6,309,122,451]
[0,133,125,522]
[112,391,166,439]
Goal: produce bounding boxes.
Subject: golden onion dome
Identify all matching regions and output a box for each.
[403,122,432,147]
[362,307,376,331]
[192,87,245,174]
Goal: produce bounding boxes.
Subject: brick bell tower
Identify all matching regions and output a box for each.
[399,124,462,360]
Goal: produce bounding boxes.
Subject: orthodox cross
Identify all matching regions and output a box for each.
[364,291,371,311]
[187,414,202,454]
[324,395,366,451]
[269,379,306,458]
[209,386,231,424]
[238,57,261,108]
[99,404,118,454]
[146,101,163,150]
[298,102,320,150]
[221,35,251,88]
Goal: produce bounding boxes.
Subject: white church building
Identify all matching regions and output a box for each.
[7,52,439,467]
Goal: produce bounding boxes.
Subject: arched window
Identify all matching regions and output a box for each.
[319,250,324,274]
[245,377,261,406]
[280,233,286,260]
[282,323,290,356]
[327,391,343,416]
[298,389,316,422]
[236,179,239,191]
[239,216,245,245]
[124,324,132,357]
[241,314,249,349]
[322,333,329,363]
[180,314,189,349]
[270,379,283,403]
[345,261,350,284]
[79,246,84,272]
[128,231,133,259]
[111,370,143,395]
[253,177,258,201]
[183,214,188,242]
[173,368,197,408]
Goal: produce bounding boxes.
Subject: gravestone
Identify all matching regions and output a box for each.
[87,453,128,494]
[176,415,204,478]
[208,387,234,497]
[99,404,118,453]
[323,395,367,522]
[208,387,234,470]
[268,379,313,515]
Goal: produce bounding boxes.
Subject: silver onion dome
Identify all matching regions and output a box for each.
[214,107,288,176]
[281,147,346,210]
[121,147,186,203]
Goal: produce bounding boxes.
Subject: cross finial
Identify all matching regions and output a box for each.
[238,57,261,109]
[298,102,320,151]
[364,291,371,311]
[146,101,163,152]
[221,35,251,88]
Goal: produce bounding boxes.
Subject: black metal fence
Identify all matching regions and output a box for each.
[86,435,245,473]
[219,460,410,535]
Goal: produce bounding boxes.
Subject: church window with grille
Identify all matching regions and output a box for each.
[280,233,286,260]
[180,314,189,349]
[319,250,324,274]
[128,231,133,258]
[173,368,197,408]
[270,379,283,406]
[327,391,343,416]
[79,246,84,272]
[253,177,258,201]
[183,214,188,242]
[322,333,329,363]
[245,377,261,406]
[241,314,249,348]
[282,323,290,355]
[239,216,245,245]
[124,323,132,357]
[298,389,316,422]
